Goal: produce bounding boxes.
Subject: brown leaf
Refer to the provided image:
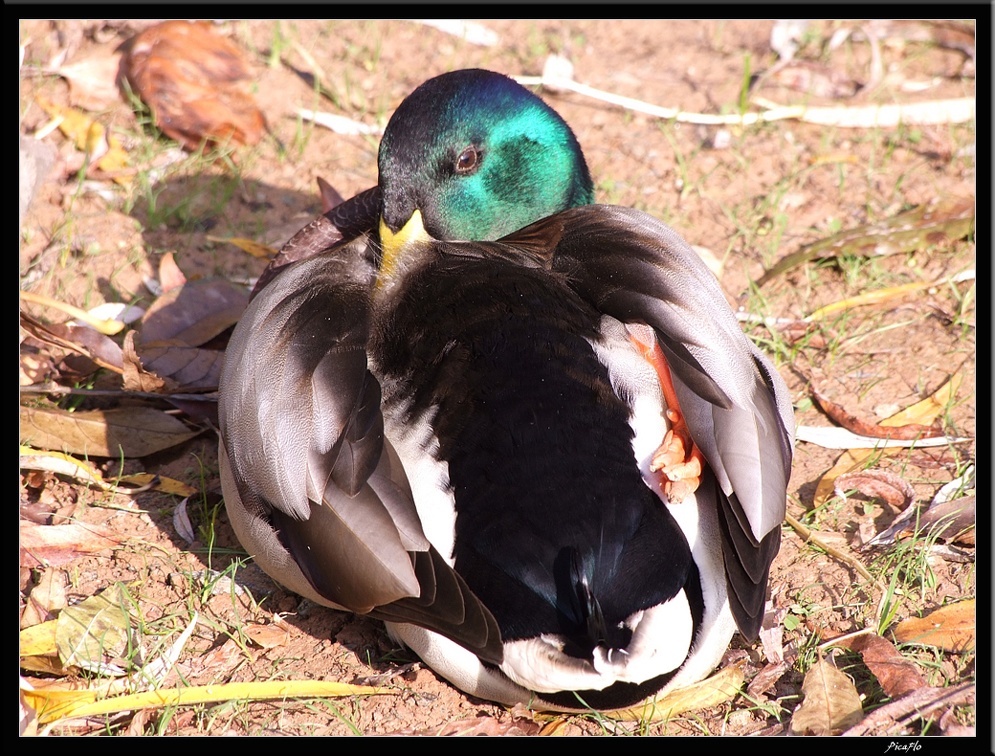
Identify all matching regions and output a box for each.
[242,623,290,650]
[747,661,790,698]
[19,521,126,568]
[834,469,916,509]
[157,252,188,293]
[138,344,225,390]
[894,600,975,652]
[837,634,927,699]
[812,373,963,509]
[790,656,863,735]
[916,495,975,545]
[122,21,266,151]
[56,51,124,111]
[758,196,975,285]
[813,388,942,440]
[139,278,248,347]
[19,405,200,458]
[20,312,124,373]
[21,569,69,628]
[122,330,175,392]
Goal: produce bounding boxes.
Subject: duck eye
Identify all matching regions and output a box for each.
[455,146,480,175]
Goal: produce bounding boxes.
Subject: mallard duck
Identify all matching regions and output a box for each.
[219,69,794,711]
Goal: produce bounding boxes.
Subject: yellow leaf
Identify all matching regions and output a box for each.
[118,473,198,497]
[23,679,394,724]
[100,133,132,186]
[35,96,130,185]
[19,290,125,335]
[807,281,933,321]
[56,585,134,675]
[20,620,59,657]
[880,372,962,428]
[608,663,744,721]
[207,235,279,259]
[36,96,105,152]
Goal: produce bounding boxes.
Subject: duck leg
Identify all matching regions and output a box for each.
[625,324,705,503]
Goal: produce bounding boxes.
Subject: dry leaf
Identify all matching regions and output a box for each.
[20,405,200,458]
[20,620,60,657]
[807,275,973,321]
[55,51,123,110]
[894,600,975,652]
[609,663,744,721]
[19,521,126,568]
[208,235,279,259]
[794,426,967,449]
[172,497,196,544]
[917,496,975,545]
[123,21,266,150]
[866,464,975,547]
[24,678,393,725]
[121,330,175,392]
[834,469,916,509]
[812,373,965,508]
[842,681,974,737]
[790,656,863,735]
[35,96,131,184]
[20,289,126,336]
[812,388,942,440]
[138,344,226,390]
[837,634,927,699]
[157,252,188,293]
[20,312,124,373]
[242,622,291,650]
[56,584,135,675]
[758,197,975,286]
[21,568,68,628]
[139,278,249,347]
[20,686,39,737]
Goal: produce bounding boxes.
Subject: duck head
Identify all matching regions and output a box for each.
[377,69,594,279]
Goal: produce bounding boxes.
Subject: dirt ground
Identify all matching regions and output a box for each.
[19,20,976,736]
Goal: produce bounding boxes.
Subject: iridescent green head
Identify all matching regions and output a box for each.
[378,69,594,242]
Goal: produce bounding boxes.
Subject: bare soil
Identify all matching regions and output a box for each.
[19,20,976,736]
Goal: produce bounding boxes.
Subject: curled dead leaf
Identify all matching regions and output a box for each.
[834,469,916,510]
[123,21,266,151]
[813,388,942,440]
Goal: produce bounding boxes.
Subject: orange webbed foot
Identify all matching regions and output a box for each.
[627,324,706,503]
[650,409,705,503]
